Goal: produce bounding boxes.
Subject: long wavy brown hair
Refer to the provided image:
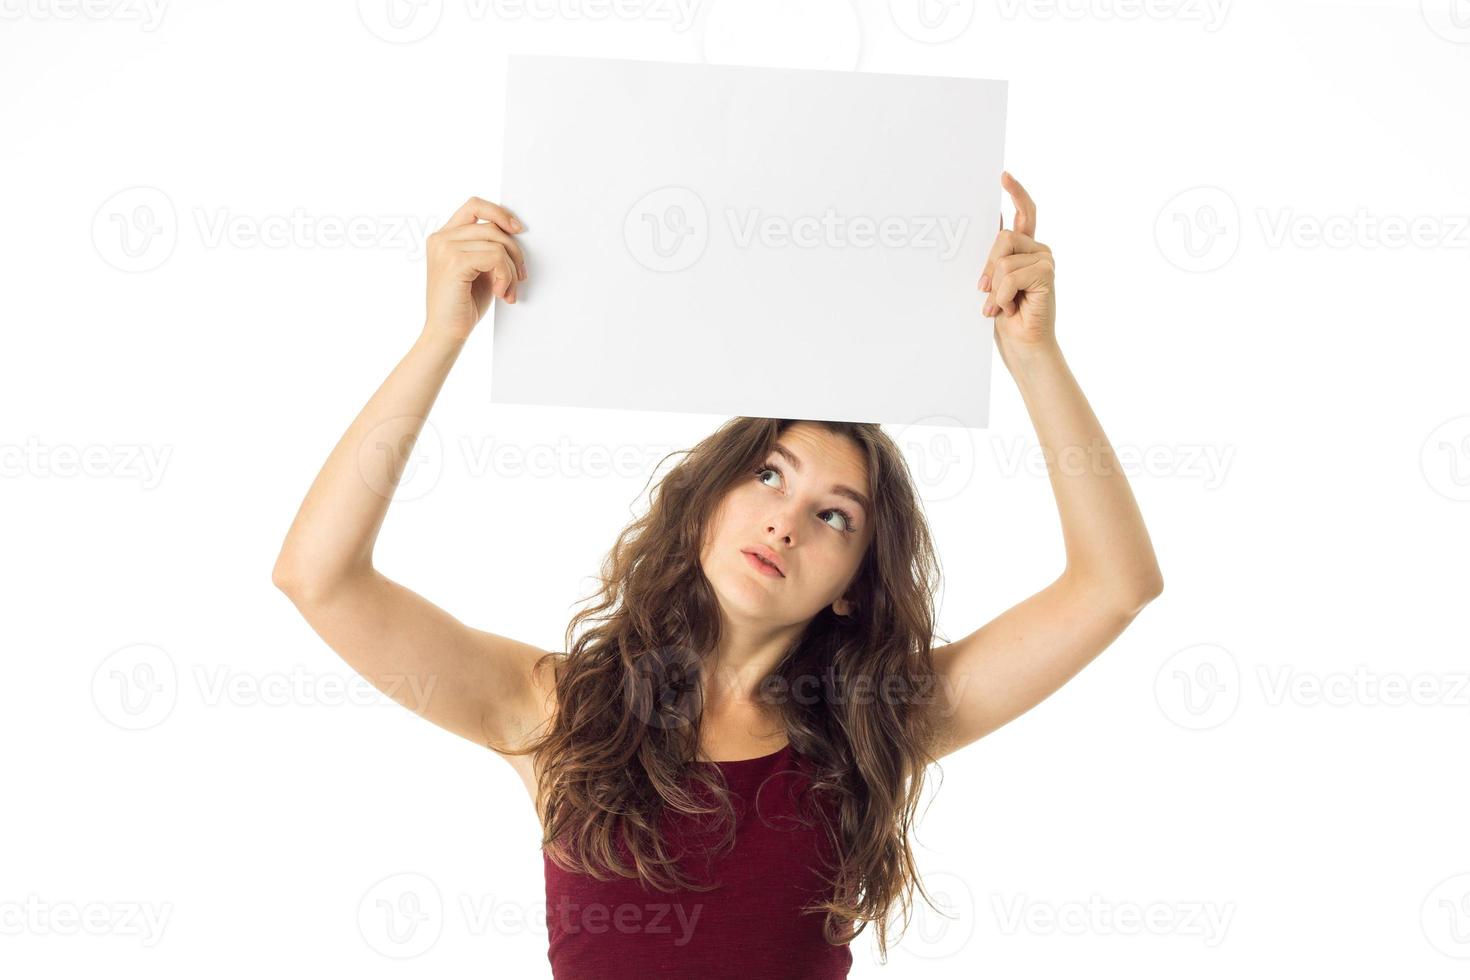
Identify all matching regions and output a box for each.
[492,416,951,960]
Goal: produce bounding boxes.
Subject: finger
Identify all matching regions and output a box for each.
[1002,171,1037,238]
[983,252,1046,315]
[443,196,523,234]
[979,230,1014,292]
[446,229,527,279]
[461,243,526,293]
[978,229,1050,292]
[452,248,517,298]
[991,254,1054,317]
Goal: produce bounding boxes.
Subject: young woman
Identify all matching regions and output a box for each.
[272,173,1162,977]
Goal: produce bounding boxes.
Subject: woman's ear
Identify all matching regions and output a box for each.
[833,595,854,617]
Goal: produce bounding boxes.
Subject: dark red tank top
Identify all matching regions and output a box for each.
[542,742,854,978]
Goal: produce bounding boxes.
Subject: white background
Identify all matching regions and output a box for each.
[3,1,1468,977]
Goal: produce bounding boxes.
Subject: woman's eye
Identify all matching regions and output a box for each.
[821,510,850,532]
[757,464,858,534]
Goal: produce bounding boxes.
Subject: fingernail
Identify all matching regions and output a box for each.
[511,218,523,231]
[980,274,991,291]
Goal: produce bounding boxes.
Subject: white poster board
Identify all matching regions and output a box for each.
[493,55,1007,429]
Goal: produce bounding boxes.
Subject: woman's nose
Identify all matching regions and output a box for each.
[766,508,798,541]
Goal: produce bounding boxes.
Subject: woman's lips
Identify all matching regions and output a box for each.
[742,550,784,578]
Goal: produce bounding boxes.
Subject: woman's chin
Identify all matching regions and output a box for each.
[710,574,784,618]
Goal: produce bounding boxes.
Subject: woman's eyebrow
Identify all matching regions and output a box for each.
[770,443,871,518]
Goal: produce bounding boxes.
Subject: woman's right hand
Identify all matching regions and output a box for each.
[423,196,528,344]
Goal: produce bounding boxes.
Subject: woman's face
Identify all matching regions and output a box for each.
[699,422,874,628]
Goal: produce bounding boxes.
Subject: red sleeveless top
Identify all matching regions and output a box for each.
[542,742,854,978]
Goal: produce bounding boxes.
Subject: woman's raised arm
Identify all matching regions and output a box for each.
[926,174,1165,760]
[270,197,555,756]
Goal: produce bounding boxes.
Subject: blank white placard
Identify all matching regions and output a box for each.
[492,55,1007,429]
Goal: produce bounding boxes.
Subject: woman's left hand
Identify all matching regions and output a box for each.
[979,172,1056,353]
